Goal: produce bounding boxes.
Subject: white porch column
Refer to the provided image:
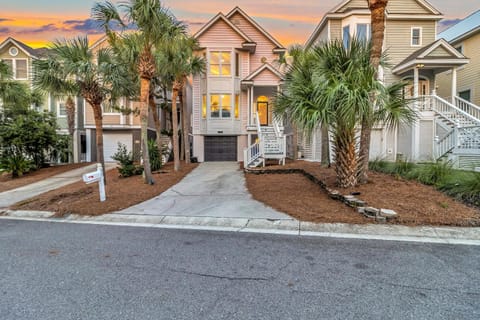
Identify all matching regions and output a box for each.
[250,86,255,126]
[451,67,457,102]
[412,67,420,161]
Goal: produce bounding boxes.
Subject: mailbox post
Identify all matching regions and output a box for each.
[82,163,106,202]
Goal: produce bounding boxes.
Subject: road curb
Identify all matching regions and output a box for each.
[1,210,480,246]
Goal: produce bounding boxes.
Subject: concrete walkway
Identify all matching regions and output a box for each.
[117,162,291,220]
[0,163,114,208]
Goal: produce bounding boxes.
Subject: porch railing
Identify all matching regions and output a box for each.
[423,95,480,126]
[243,140,263,167]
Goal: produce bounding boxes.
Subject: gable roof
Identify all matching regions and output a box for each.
[438,10,480,44]
[193,12,254,44]
[243,63,284,82]
[225,6,285,51]
[0,37,41,58]
[306,0,442,48]
[392,38,469,74]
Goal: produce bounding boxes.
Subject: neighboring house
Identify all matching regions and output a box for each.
[0,37,86,163]
[84,36,181,163]
[305,0,480,168]
[436,10,480,106]
[192,7,288,165]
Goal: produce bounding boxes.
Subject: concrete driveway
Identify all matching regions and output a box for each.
[117,162,292,220]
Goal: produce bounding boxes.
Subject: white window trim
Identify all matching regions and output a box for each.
[57,100,67,118]
[208,51,232,77]
[411,27,422,47]
[209,93,232,119]
[9,47,19,57]
[102,97,123,115]
[3,58,29,80]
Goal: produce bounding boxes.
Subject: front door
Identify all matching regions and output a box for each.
[257,102,268,126]
[404,79,430,98]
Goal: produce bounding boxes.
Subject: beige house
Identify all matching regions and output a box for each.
[192,7,288,165]
[436,10,480,106]
[305,0,479,168]
[0,37,87,163]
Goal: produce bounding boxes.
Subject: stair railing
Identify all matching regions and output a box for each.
[429,95,480,126]
[435,129,457,160]
[454,96,480,123]
[243,140,263,167]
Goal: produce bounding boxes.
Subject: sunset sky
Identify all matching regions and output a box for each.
[1,0,478,48]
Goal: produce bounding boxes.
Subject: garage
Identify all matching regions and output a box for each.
[103,133,133,162]
[204,136,237,161]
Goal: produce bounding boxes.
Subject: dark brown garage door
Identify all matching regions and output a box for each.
[204,136,237,161]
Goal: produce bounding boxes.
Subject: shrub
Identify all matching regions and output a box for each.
[148,139,162,172]
[407,160,453,186]
[0,147,32,178]
[111,143,142,177]
[439,171,480,207]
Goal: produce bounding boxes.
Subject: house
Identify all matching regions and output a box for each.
[304,0,480,168]
[0,37,86,163]
[436,10,480,106]
[192,7,288,165]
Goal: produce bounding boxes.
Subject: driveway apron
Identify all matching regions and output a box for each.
[117,162,291,220]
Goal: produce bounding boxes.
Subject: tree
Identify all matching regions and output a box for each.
[93,0,187,183]
[33,36,132,183]
[276,39,414,188]
[0,97,58,177]
[358,0,389,183]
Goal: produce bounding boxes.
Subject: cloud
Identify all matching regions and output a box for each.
[438,19,460,33]
[63,18,134,34]
[0,18,14,22]
[0,27,11,33]
[28,23,60,34]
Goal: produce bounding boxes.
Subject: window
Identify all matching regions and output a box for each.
[210,94,231,118]
[356,23,369,42]
[202,95,207,119]
[9,47,18,57]
[209,51,231,76]
[102,98,122,114]
[459,89,471,102]
[234,94,240,119]
[235,53,240,77]
[343,25,350,48]
[2,58,28,80]
[15,60,27,79]
[57,101,67,117]
[411,27,422,46]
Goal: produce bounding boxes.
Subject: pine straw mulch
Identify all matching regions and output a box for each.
[11,162,198,216]
[0,163,91,193]
[245,161,480,227]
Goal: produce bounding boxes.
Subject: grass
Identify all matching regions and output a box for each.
[369,159,480,208]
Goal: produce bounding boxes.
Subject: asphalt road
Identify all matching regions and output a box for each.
[1,219,479,320]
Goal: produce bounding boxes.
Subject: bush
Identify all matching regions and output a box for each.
[0,147,32,178]
[111,143,142,177]
[439,171,480,207]
[407,160,453,186]
[148,139,162,172]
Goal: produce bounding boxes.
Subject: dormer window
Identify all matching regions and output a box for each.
[411,27,422,46]
[210,51,231,76]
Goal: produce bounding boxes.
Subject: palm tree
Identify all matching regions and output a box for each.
[33,36,132,182]
[0,61,31,109]
[276,39,414,188]
[358,0,389,182]
[93,0,187,184]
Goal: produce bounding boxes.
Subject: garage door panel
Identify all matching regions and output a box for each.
[204,136,237,162]
[103,133,132,162]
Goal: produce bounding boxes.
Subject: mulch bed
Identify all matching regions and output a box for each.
[12,162,198,216]
[245,161,480,227]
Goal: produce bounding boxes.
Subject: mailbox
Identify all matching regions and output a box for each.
[83,170,102,184]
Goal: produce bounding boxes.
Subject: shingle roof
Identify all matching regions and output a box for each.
[438,10,480,43]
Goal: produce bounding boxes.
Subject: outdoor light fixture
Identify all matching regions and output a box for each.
[416,63,425,68]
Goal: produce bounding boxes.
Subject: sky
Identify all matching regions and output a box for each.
[1,0,478,48]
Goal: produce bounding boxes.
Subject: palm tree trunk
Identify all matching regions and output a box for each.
[140,77,154,184]
[65,96,76,163]
[359,0,388,183]
[180,83,191,164]
[334,127,358,188]
[172,82,181,171]
[92,104,106,185]
[149,96,163,158]
[321,124,330,167]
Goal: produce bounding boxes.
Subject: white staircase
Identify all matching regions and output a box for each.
[244,113,286,168]
[425,95,480,169]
